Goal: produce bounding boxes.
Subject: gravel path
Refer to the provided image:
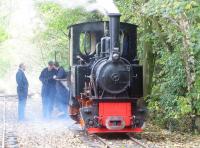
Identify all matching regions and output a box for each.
[16,121,85,148]
[0,95,199,148]
[0,95,88,148]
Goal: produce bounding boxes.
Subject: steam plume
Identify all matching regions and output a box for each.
[47,0,120,15]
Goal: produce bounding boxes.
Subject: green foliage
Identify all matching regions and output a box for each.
[0,0,9,78]
[36,0,200,132]
[0,25,8,43]
[149,52,191,128]
[0,57,10,78]
[36,2,103,68]
[116,0,200,132]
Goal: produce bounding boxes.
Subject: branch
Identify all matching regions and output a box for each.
[152,16,174,52]
[61,30,68,37]
[162,15,181,30]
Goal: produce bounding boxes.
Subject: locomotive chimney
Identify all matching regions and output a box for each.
[108,13,121,61]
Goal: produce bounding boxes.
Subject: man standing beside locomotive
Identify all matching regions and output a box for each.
[39,61,57,119]
[16,63,29,121]
[53,62,69,118]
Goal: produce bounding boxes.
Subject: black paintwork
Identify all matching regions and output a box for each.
[68,15,144,128]
[68,21,137,65]
[69,21,142,97]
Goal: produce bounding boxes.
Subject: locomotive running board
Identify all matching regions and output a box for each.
[87,128,143,134]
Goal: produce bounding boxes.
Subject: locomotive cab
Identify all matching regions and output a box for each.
[68,14,145,133]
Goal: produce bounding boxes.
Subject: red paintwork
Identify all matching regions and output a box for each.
[98,102,132,126]
[87,127,143,134]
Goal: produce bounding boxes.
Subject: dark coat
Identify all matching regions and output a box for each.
[39,68,57,98]
[16,69,29,100]
[56,67,67,86]
[56,67,69,104]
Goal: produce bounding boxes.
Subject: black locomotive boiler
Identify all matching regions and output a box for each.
[68,13,145,134]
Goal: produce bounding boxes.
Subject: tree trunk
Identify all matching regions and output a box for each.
[179,15,196,132]
[143,18,155,97]
[152,17,174,52]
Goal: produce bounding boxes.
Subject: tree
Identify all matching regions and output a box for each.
[36,0,200,132]
[35,2,103,68]
[116,0,200,132]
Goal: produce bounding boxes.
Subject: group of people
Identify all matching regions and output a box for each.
[16,61,69,121]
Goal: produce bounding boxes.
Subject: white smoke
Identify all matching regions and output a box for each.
[87,0,120,14]
[46,0,120,15]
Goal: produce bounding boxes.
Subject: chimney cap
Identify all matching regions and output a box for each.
[108,13,121,17]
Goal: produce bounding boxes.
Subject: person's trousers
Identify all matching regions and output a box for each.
[42,96,54,118]
[18,99,27,120]
[57,94,69,114]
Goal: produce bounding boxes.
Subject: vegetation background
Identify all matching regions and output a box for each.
[0,0,10,77]
[0,0,199,133]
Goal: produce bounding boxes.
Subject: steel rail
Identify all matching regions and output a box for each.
[68,127,111,148]
[127,133,148,148]
[2,96,6,148]
[1,94,23,148]
[93,134,111,148]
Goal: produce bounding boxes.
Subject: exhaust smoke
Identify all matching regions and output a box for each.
[46,0,120,15]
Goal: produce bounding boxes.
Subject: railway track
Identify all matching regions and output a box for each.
[92,133,148,148]
[0,95,19,148]
[69,124,149,148]
[127,133,148,148]
[93,134,111,148]
[68,124,110,148]
[0,93,148,148]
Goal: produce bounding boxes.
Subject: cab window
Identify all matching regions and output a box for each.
[80,32,96,55]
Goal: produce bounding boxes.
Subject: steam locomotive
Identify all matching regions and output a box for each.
[68,13,146,134]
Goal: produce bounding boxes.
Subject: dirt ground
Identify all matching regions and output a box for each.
[141,123,200,148]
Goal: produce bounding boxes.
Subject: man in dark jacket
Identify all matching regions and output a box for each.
[39,61,57,119]
[16,63,29,121]
[53,62,69,117]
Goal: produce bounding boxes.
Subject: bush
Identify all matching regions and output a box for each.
[0,25,8,43]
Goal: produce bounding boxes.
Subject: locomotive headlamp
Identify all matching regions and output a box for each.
[112,47,120,61]
[112,52,120,61]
